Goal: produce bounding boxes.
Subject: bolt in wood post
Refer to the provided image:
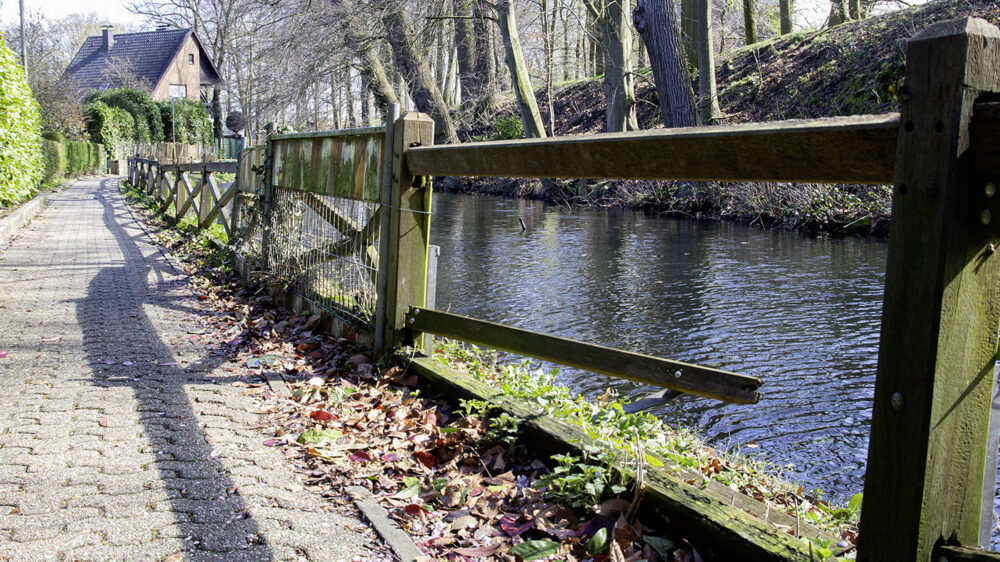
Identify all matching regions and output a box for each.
[380,112,435,351]
[859,18,1000,561]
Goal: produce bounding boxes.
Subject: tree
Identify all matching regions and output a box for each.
[697,0,720,123]
[583,0,638,132]
[743,0,757,45]
[382,7,459,144]
[493,0,547,138]
[780,0,793,34]
[633,0,696,128]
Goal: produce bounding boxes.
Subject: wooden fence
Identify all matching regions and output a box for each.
[128,17,1000,561]
[128,158,238,237]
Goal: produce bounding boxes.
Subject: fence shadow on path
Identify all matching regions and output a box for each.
[75,179,275,560]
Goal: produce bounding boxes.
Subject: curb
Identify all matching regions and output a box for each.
[0,179,77,247]
[346,486,427,562]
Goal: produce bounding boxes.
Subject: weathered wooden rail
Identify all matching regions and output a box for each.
[128,17,1000,561]
[128,157,239,236]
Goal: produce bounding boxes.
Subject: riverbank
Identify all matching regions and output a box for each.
[444,0,1000,236]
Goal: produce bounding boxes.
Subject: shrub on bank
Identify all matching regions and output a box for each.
[0,36,43,207]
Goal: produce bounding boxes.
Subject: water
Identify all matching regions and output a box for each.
[429,191,887,502]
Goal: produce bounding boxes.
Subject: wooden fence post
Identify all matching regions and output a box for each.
[260,123,276,270]
[380,112,435,351]
[859,18,1000,561]
[375,103,401,353]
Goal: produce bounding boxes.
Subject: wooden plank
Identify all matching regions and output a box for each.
[971,101,1000,176]
[382,113,435,349]
[936,545,1000,562]
[859,18,1000,561]
[203,161,237,173]
[198,172,214,224]
[301,192,362,237]
[406,355,816,561]
[202,183,236,230]
[270,125,385,141]
[407,307,761,404]
[175,172,197,220]
[406,113,899,185]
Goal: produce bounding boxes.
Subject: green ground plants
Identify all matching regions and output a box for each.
[432,339,861,539]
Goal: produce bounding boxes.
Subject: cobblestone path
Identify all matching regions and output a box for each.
[0,178,378,561]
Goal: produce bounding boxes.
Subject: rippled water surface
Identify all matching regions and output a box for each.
[429,192,888,501]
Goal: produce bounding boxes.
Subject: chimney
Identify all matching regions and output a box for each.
[102,26,114,51]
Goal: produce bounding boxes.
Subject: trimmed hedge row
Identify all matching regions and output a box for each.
[41,137,104,184]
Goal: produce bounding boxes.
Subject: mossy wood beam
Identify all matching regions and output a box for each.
[406,307,761,404]
[404,355,818,561]
[406,113,900,185]
[935,545,1000,561]
[858,18,1000,561]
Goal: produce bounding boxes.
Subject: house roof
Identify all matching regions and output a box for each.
[64,28,222,94]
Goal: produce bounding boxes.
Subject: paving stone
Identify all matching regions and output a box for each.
[0,178,379,559]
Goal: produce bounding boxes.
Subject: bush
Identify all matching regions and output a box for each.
[86,88,165,144]
[0,36,43,207]
[64,140,103,176]
[160,98,213,146]
[41,139,66,182]
[86,101,135,150]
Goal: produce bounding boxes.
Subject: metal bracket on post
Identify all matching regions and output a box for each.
[423,245,440,354]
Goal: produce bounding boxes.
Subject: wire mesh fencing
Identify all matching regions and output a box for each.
[266,188,382,327]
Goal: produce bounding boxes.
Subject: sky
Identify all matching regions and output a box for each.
[0,0,146,28]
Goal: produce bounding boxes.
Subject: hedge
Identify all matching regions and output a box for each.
[86,101,135,150]
[0,36,43,207]
[86,88,165,143]
[41,136,104,183]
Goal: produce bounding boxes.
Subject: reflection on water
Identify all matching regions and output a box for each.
[430,192,886,501]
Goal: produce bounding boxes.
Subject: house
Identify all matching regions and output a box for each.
[64,27,222,103]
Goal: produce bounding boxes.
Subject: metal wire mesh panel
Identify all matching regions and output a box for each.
[266,188,381,327]
[232,192,264,260]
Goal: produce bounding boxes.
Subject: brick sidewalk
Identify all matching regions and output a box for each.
[0,178,379,561]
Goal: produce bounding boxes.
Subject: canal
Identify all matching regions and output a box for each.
[429,191,887,503]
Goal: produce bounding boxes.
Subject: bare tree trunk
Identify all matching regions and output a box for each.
[331,0,399,113]
[472,2,497,115]
[585,0,638,132]
[779,0,793,34]
[454,0,476,113]
[828,0,849,26]
[681,0,698,68]
[493,0,547,138]
[743,0,757,45]
[542,0,555,136]
[633,0,696,128]
[849,0,861,20]
[360,72,371,125]
[697,0,719,124]
[383,8,459,143]
[345,70,358,128]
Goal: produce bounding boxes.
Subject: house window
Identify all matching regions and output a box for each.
[188,54,194,64]
[169,84,187,98]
